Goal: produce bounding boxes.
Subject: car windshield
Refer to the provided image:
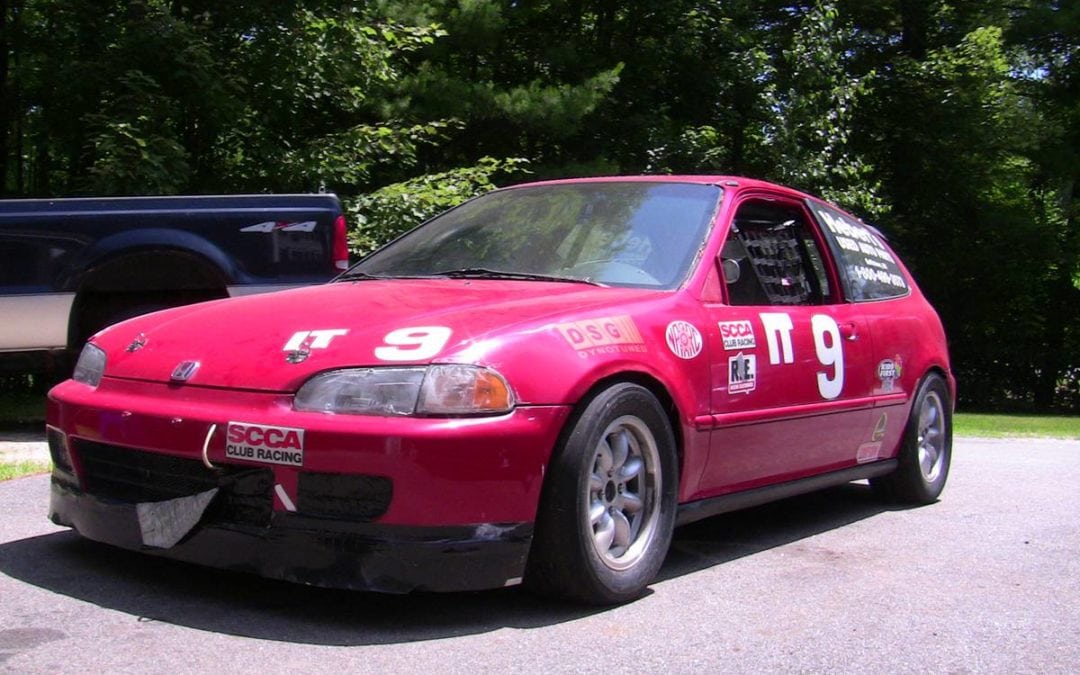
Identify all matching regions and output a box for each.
[349,182,722,289]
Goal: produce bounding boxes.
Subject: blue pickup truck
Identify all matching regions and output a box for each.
[0,193,348,374]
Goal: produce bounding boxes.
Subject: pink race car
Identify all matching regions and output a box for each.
[47,176,954,604]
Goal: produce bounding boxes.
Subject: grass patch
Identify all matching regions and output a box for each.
[0,461,51,481]
[955,413,1080,439]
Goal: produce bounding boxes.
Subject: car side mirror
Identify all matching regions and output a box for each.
[722,258,741,284]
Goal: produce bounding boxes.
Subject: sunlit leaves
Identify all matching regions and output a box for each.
[349,157,528,255]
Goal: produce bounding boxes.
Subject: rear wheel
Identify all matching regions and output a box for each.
[871,372,952,504]
[526,383,677,604]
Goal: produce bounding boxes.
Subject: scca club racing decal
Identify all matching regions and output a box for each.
[665,321,703,360]
[556,315,646,357]
[226,422,305,467]
[718,320,756,351]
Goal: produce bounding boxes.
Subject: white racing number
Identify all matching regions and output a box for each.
[375,326,452,361]
[811,315,844,400]
[757,312,846,400]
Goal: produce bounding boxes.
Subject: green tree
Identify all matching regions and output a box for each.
[860,2,1072,410]
[763,2,886,218]
[1009,0,1080,408]
[1,0,453,196]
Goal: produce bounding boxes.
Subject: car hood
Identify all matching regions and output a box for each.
[94,279,662,391]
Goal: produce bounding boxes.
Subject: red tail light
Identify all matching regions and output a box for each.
[332,214,349,272]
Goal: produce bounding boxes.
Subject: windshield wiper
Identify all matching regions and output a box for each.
[431,267,602,285]
[336,269,394,281]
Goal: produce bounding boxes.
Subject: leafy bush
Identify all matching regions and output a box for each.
[348,157,528,256]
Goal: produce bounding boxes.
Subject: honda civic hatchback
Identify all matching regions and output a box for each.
[47,176,953,604]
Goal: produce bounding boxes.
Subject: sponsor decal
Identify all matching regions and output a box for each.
[556,315,646,357]
[871,412,888,442]
[877,355,903,392]
[727,352,757,394]
[240,220,317,233]
[856,442,883,464]
[718,320,756,351]
[665,321,703,360]
[813,205,908,292]
[225,422,305,467]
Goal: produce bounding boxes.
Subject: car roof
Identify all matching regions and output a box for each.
[503,175,817,200]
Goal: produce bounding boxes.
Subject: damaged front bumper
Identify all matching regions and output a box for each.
[49,477,533,593]
[45,378,570,593]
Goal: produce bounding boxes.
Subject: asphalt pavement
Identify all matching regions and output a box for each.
[0,437,1077,673]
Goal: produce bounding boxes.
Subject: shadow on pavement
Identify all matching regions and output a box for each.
[0,423,45,444]
[0,480,899,646]
[661,483,902,582]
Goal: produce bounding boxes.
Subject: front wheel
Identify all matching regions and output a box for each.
[526,383,678,604]
[871,372,952,504]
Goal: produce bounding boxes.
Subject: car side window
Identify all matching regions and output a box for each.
[806,200,910,301]
[722,200,833,306]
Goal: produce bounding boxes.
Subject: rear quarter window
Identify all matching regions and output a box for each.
[807,201,910,301]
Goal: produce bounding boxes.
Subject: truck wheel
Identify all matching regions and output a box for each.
[526,383,677,604]
[72,291,222,350]
[101,302,169,328]
[871,373,952,504]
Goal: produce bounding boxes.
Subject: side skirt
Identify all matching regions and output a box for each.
[675,459,898,527]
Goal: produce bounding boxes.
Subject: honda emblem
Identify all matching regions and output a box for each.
[170,360,200,382]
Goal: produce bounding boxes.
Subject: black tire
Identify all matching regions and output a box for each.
[871,372,952,504]
[526,383,678,604]
[101,301,171,328]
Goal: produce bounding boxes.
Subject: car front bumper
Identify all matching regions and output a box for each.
[49,478,534,593]
[46,377,570,593]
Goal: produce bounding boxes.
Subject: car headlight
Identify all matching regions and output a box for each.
[293,365,514,416]
[72,343,107,387]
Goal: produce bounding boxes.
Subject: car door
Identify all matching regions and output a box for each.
[699,194,877,493]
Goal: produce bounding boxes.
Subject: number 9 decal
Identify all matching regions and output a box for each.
[375,326,452,361]
[811,315,844,400]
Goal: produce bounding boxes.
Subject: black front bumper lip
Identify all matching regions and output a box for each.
[49,479,533,594]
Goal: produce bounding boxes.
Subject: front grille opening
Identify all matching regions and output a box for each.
[298,472,392,522]
[74,440,272,527]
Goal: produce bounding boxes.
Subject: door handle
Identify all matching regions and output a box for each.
[839,322,859,341]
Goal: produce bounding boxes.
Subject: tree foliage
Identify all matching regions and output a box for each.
[0,0,1077,411]
[349,156,528,255]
